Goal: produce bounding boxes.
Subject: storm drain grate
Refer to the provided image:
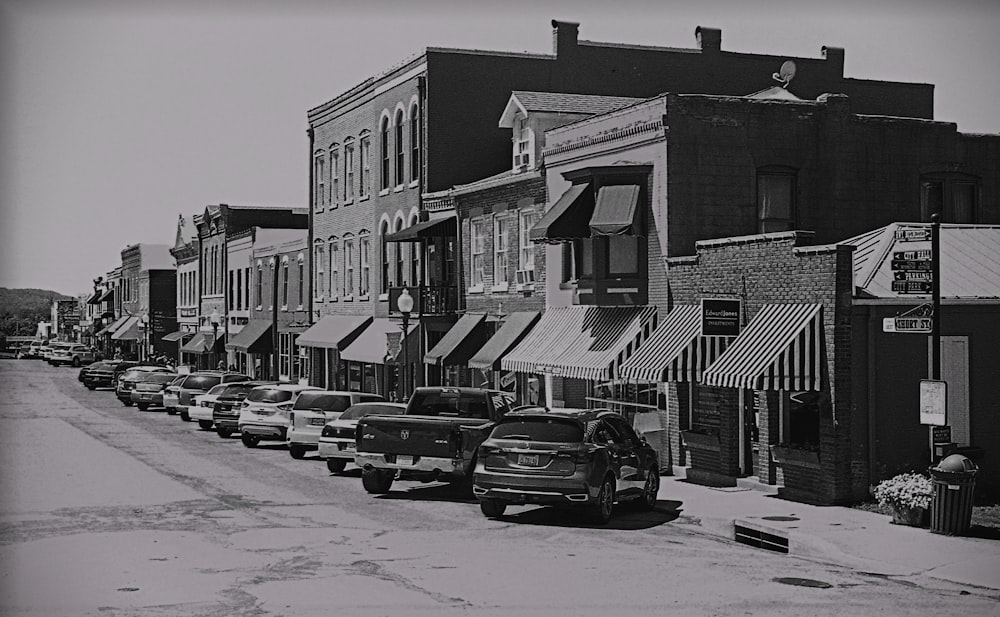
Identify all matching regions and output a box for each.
[734,520,789,553]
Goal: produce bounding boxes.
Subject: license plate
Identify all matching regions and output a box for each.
[517,453,540,466]
[310,418,326,426]
[139,394,152,400]
[396,455,414,465]
[338,443,356,451]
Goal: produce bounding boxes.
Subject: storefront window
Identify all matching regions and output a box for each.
[781,390,822,449]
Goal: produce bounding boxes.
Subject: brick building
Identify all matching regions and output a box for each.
[102,244,176,361]
[167,215,199,361]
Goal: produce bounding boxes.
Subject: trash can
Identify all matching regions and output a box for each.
[928,454,978,536]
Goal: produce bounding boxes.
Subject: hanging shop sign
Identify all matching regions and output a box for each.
[700,298,741,337]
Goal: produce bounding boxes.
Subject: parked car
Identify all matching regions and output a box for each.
[78,360,107,383]
[354,386,515,495]
[130,372,180,411]
[83,360,140,390]
[211,381,278,438]
[189,383,248,430]
[318,401,406,472]
[473,408,660,523]
[237,383,320,448]
[286,391,385,459]
[41,341,66,363]
[20,341,43,359]
[115,366,173,406]
[50,344,98,367]
[167,371,250,421]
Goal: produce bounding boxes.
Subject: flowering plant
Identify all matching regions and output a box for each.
[873,472,933,511]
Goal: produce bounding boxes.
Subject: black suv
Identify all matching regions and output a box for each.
[83,361,140,390]
[166,372,251,421]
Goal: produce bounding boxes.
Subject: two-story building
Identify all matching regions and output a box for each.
[103,243,176,361]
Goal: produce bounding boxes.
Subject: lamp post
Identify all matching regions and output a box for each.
[140,313,150,362]
[210,308,221,369]
[397,288,414,400]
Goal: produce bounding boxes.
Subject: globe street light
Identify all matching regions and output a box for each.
[396,288,414,400]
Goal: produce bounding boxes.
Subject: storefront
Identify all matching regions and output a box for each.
[295,315,372,389]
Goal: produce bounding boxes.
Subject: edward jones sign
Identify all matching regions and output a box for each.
[701,298,741,337]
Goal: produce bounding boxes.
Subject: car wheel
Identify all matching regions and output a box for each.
[166,407,177,415]
[361,468,394,494]
[72,357,81,367]
[480,499,507,518]
[137,403,149,411]
[591,476,615,524]
[122,400,133,407]
[198,420,213,430]
[241,433,261,448]
[289,444,307,460]
[326,458,347,473]
[179,409,190,422]
[216,427,233,439]
[639,466,659,510]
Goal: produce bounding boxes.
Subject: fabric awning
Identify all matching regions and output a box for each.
[424,312,488,366]
[529,183,593,243]
[225,319,273,352]
[161,330,191,342]
[111,316,140,341]
[98,315,129,337]
[97,288,115,302]
[618,305,732,382]
[590,184,642,236]
[180,332,220,355]
[384,213,457,243]
[702,304,825,391]
[468,311,541,371]
[86,290,103,304]
[340,318,417,364]
[502,305,658,381]
[295,315,372,349]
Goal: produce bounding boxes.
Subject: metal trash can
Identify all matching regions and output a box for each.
[928,454,978,536]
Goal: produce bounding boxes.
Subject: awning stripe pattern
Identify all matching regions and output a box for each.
[702,304,824,391]
[617,305,732,382]
[467,311,541,371]
[111,316,140,341]
[501,305,657,381]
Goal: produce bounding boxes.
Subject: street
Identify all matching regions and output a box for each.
[0,360,995,617]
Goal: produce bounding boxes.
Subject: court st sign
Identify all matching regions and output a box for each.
[701,298,741,337]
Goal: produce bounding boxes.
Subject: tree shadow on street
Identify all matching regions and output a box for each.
[495,499,683,531]
[372,482,478,504]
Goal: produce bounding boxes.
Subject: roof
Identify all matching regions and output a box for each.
[840,223,1000,299]
[499,91,644,127]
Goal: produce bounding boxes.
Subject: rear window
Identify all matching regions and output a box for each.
[341,403,406,421]
[408,391,490,418]
[206,384,230,395]
[145,373,177,384]
[122,369,148,380]
[181,375,222,390]
[491,418,585,443]
[218,383,252,397]
[246,388,293,403]
[293,392,352,412]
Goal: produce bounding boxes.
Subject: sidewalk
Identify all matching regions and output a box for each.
[658,467,1000,591]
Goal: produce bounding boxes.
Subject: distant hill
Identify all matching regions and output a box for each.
[0,288,74,336]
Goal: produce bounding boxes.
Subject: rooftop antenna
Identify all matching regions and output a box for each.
[772,60,797,89]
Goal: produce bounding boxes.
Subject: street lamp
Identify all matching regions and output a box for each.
[397,288,414,400]
[210,308,221,369]
[140,313,150,362]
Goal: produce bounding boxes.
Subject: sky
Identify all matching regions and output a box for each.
[1,0,998,297]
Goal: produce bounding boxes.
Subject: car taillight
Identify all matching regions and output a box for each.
[321,425,335,438]
[277,403,293,412]
[288,412,295,424]
[242,400,250,408]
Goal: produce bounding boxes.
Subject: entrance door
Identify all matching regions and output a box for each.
[939,336,970,446]
[738,389,757,476]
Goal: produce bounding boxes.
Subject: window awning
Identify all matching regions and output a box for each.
[225,319,273,352]
[97,315,129,337]
[529,183,593,243]
[97,288,115,303]
[384,213,457,243]
[468,311,541,371]
[180,332,220,355]
[424,312,488,366]
[86,290,103,304]
[110,316,140,341]
[590,184,642,236]
[618,305,732,382]
[340,318,416,364]
[295,315,372,349]
[161,330,192,342]
[702,304,825,391]
[502,305,657,381]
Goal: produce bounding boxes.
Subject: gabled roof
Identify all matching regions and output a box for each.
[840,223,1000,299]
[498,91,644,127]
[174,215,197,248]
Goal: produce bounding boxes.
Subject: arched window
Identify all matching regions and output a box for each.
[256,261,263,308]
[380,115,391,191]
[297,253,305,307]
[344,138,355,202]
[380,220,390,294]
[314,240,325,299]
[394,109,405,186]
[359,131,371,198]
[343,234,355,297]
[281,256,290,308]
[359,232,370,297]
[328,237,339,298]
[329,144,340,207]
[394,218,405,286]
[313,150,325,210]
[410,102,420,184]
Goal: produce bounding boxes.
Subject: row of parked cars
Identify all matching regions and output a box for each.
[18,340,101,366]
[70,358,661,524]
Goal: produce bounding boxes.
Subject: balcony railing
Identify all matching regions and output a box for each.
[388,285,459,316]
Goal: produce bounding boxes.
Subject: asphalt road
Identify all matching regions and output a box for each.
[0,360,996,617]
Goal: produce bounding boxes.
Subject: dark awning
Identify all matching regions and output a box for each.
[86,290,103,304]
[590,184,642,236]
[384,213,457,243]
[97,315,129,337]
[424,312,488,366]
[468,311,541,371]
[225,320,273,352]
[97,288,115,302]
[530,183,593,243]
[161,330,191,342]
[180,332,221,354]
[340,318,416,364]
[295,315,371,349]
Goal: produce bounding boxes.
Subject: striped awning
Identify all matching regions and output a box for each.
[501,305,657,381]
[702,304,825,391]
[97,315,129,337]
[618,305,732,382]
[110,316,140,341]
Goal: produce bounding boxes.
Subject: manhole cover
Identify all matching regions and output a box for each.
[762,515,800,522]
[773,577,832,589]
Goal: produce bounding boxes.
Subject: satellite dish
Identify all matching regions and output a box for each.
[772,60,797,88]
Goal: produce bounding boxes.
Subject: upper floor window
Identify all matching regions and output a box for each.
[344,140,355,202]
[359,134,371,198]
[281,257,290,308]
[519,210,540,273]
[359,234,371,297]
[471,219,486,289]
[410,213,421,286]
[228,270,235,311]
[920,174,979,223]
[394,109,405,186]
[757,168,796,233]
[314,241,326,299]
[328,237,339,298]
[493,215,509,286]
[410,103,420,184]
[297,254,305,307]
[329,146,340,207]
[394,218,405,286]
[314,151,325,210]
[514,116,531,170]
[343,236,355,296]
[256,263,263,308]
[244,267,250,309]
[380,116,391,191]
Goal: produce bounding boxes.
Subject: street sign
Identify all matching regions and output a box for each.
[894,228,931,242]
[919,379,947,426]
[893,249,931,261]
[893,271,932,282]
[891,259,932,271]
[701,298,741,337]
[892,280,932,294]
[882,317,933,333]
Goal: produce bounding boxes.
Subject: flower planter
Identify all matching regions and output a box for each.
[770,445,820,469]
[890,505,927,527]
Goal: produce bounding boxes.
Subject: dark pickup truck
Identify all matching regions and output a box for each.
[355,386,515,494]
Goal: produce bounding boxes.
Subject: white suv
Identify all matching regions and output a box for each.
[50,344,98,367]
[238,384,320,448]
[189,383,234,430]
[285,391,384,459]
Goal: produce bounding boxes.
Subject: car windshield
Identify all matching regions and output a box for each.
[121,369,150,380]
[491,418,585,443]
[292,392,353,412]
[246,388,293,403]
[408,391,490,418]
[340,403,406,421]
[181,375,222,390]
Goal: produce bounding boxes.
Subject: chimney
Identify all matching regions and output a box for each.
[695,26,721,53]
[552,20,579,56]
[822,46,845,77]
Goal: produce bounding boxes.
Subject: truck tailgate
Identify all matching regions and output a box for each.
[358,415,486,458]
